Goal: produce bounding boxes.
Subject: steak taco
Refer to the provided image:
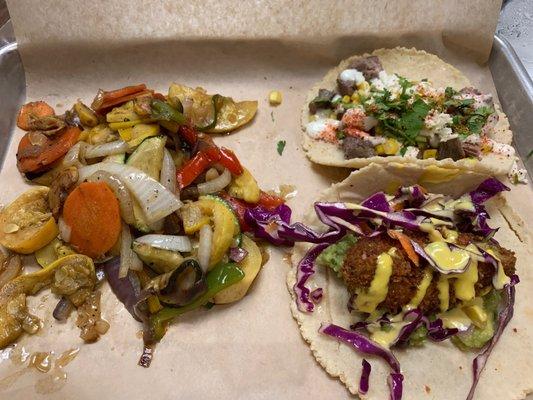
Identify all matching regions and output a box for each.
[302,48,518,177]
[261,163,531,400]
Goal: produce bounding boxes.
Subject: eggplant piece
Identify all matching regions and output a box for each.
[348,56,383,80]
[147,260,207,307]
[436,137,466,161]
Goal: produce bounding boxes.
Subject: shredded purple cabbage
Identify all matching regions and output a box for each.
[294,244,328,312]
[388,373,404,400]
[469,178,510,205]
[394,185,428,208]
[359,359,371,395]
[410,239,471,275]
[361,192,391,213]
[466,276,518,400]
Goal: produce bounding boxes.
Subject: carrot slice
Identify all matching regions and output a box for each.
[16,126,80,173]
[388,229,419,267]
[63,182,121,258]
[16,101,55,130]
[91,84,148,112]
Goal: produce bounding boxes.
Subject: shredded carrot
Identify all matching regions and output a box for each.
[388,229,419,266]
[16,101,55,131]
[62,182,121,258]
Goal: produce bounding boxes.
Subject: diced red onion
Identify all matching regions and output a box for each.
[294,244,328,312]
[229,247,248,263]
[359,359,371,395]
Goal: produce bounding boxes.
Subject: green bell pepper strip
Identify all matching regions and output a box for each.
[151,99,187,125]
[150,262,245,341]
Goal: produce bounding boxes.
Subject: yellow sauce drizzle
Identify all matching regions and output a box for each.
[442,228,458,243]
[486,248,510,289]
[405,268,433,310]
[420,223,444,242]
[453,244,479,301]
[354,248,395,313]
[424,241,470,272]
[370,322,409,348]
[437,275,450,312]
[438,308,472,331]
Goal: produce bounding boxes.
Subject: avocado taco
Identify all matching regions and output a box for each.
[302,48,519,178]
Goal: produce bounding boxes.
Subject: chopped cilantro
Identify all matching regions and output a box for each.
[336,130,346,140]
[399,146,408,156]
[204,302,215,310]
[270,111,275,122]
[276,140,286,156]
[381,323,393,332]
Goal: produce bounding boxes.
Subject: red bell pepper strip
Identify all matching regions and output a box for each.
[178,125,199,146]
[219,193,252,232]
[176,153,211,189]
[218,148,243,175]
[258,191,285,209]
[92,84,149,112]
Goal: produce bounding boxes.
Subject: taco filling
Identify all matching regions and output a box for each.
[246,176,519,399]
[306,55,514,164]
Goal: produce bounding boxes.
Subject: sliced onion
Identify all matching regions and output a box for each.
[135,234,192,252]
[86,170,135,225]
[84,140,129,159]
[197,168,231,195]
[63,141,88,167]
[198,224,213,272]
[160,149,177,194]
[0,254,22,288]
[58,217,72,242]
[120,223,143,278]
[78,163,182,224]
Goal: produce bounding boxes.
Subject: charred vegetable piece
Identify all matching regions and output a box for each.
[213,236,263,304]
[147,259,207,307]
[91,84,150,113]
[16,101,55,131]
[150,262,245,341]
[73,101,99,127]
[48,166,79,218]
[0,187,58,254]
[17,127,81,173]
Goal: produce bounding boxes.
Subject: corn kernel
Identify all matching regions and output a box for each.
[78,130,90,142]
[375,144,385,155]
[423,149,437,159]
[268,90,282,105]
[382,138,400,155]
[357,81,370,91]
[342,95,351,103]
[351,93,360,104]
[118,127,133,141]
[481,142,493,153]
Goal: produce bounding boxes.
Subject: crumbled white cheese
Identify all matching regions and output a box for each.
[423,111,454,146]
[414,81,444,101]
[508,159,528,184]
[305,119,340,139]
[488,139,515,157]
[341,108,378,132]
[331,94,342,103]
[463,134,481,145]
[403,146,420,158]
[456,92,493,109]
[339,69,366,86]
[370,71,402,99]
